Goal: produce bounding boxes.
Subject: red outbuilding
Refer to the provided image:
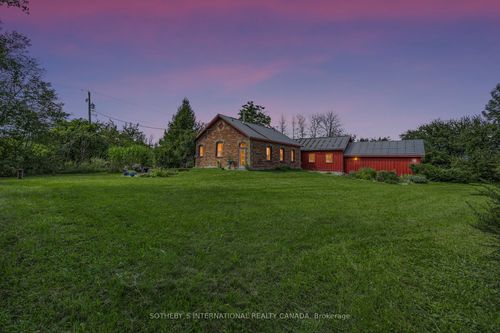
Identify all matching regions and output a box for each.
[298,137,425,176]
[297,137,351,173]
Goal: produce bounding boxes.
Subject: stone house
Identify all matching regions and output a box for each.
[195,114,301,169]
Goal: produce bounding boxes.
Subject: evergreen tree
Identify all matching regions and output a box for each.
[157,98,200,168]
[238,101,271,126]
[483,83,500,125]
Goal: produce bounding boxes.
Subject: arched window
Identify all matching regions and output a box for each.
[266,146,272,161]
[239,142,247,148]
[279,148,285,161]
[291,149,296,162]
[216,142,224,158]
[198,145,205,157]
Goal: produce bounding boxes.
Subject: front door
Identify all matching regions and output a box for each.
[238,142,247,167]
[239,148,246,167]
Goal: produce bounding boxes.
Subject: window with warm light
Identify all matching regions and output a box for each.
[309,153,315,163]
[279,148,284,161]
[199,145,205,157]
[325,153,333,163]
[266,146,272,161]
[291,149,296,162]
[216,142,223,157]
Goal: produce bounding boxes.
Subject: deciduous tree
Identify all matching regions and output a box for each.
[238,101,271,126]
[483,83,500,125]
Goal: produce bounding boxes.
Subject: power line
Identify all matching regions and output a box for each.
[94,110,166,130]
[52,81,167,130]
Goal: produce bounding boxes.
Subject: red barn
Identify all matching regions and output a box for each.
[298,137,425,176]
[298,137,351,172]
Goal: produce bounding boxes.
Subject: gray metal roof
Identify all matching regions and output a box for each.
[344,140,425,157]
[218,114,300,146]
[297,136,351,151]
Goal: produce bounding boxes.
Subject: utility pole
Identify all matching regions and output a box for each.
[87,91,92,124]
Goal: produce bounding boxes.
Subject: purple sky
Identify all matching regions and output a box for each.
[2,0,500,141]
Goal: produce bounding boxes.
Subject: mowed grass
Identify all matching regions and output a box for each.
[0,170,498,332]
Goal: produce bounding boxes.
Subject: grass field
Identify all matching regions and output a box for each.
[0,170,498,332]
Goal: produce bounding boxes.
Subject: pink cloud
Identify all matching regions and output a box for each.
[6,0,500,23]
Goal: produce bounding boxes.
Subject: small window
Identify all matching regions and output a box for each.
[279,148,284,161]
[266,146,272,161]
[199,145,205,157]
[216,142,223,157]
[291,149,296,162]
[325,153,333,163]
[309,153,315,163]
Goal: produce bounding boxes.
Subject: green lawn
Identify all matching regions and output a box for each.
[0,170,498,332]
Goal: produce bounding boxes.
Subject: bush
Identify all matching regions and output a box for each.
[376,171,400,184]
[356,167,376,180]
[108,145,153,171]
[139,168,178,178]
[405,174,429,184]
[347,171,358,178]
[273,166,293,172]
[61,158,109,174]
[470,185,500,255]
[411,163,471,183]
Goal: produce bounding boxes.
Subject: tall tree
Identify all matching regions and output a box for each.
[238,101,271,126]
[0,0,29,13]
[278,113,287,134]
[309,113,322,138]
[157,98,200,168]
[318,111,344,137]
[0,29,66,142]
[483,83,500,125]
[291,116,296,139]
[121,122,146,145]
[296,114,307,139]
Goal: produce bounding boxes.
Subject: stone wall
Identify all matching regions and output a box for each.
[195,119,249,168]
[250,140,301,170]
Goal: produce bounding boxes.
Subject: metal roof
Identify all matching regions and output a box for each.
[217,114,300,146]
[344,140,425,157]
[297,136,351,151]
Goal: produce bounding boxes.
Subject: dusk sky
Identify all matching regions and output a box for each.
[2,0,500,141]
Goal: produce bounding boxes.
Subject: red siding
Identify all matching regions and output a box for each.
[344,157,422,176]
[301,151,344,172]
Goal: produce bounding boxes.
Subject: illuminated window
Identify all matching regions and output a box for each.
[353,157,359,161]
[291,149,296,162]
[309,153,315,163]
[266,146,272,161]
[279,148,284,161]
[199,145,205,157]
[216,142,223,157]
[325,153,333,163]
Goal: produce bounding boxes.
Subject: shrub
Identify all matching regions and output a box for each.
[376,171,400,184]
[356,167,376,180]
[407,175,429,184]
[139,168,178,178]
[470,185,500,255]
[274,166,293,172]
[411,163,471,183]
[347,171,358,178]
[108,145,153,171]
[61,158,109,174]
